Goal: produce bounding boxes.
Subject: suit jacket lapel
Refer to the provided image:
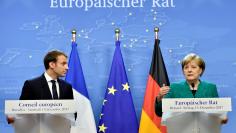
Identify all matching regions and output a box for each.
[195,81,204,98]
[58,79,64,99]
[40,74,53,99]
[184,81,194,98]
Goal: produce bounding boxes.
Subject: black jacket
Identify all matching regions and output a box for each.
[20,74,73,100]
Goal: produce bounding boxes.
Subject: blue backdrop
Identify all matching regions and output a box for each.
[0,0,235,132]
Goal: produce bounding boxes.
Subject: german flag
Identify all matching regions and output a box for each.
[139,39,170,133]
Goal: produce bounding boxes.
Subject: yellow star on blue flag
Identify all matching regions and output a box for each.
[108,86,117,95]
[98,123,108,133]
[122,82,130,91]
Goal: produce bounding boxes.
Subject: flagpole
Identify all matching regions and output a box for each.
[154,27,159,39]
[71,29,76,42]
[115,28,120,41]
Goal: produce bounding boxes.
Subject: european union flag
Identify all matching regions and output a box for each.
[98,41,138,133]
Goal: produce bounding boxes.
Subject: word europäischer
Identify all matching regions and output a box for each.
[50,0,175,11]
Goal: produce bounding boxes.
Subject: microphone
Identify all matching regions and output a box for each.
[191,83,196,98]
[191,83,195,90]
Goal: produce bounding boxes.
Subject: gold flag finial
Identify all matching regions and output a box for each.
[115,28,120,41]
[71,29,77,42]
[154,27,159,39]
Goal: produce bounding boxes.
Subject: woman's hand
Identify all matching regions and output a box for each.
[157,86,170,101]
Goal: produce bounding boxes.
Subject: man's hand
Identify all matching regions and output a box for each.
[6,116,15,124]
[221,117,228,124]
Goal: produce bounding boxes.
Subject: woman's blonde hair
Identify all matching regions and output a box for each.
[181,53,205,76]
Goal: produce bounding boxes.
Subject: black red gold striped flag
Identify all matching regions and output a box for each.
[139,39,170,133]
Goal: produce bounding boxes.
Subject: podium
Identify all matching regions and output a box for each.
[162,98,231,133]
[12,114,74,133]
[5,100,76,133]
[162,112,227,133]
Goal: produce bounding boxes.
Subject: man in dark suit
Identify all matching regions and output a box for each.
[7,50,74,123]
[20,50,73,100]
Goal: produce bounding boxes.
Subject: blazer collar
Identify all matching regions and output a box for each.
[184,80,203,97]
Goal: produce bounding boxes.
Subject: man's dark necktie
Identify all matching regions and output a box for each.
[51,80,58,99]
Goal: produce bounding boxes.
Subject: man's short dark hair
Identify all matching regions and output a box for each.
[43,50,67,70]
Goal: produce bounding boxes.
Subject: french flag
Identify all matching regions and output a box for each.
[65,42,97,133]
